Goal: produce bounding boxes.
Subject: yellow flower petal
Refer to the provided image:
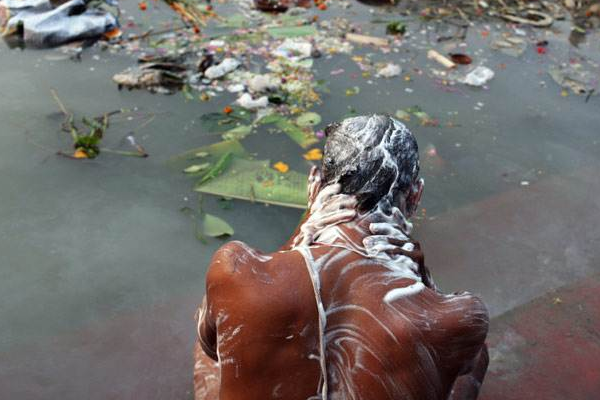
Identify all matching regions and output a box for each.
[303,148,323,161]
[273,161,289,173]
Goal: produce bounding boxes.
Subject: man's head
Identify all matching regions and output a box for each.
[320,114,423,216]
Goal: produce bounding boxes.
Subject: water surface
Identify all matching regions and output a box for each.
[1,1,599,398]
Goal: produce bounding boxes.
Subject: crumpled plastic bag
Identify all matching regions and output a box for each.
[548,64,597,96]
[1,0,119,48]
[204,58,240,80]
[462,66,495,87]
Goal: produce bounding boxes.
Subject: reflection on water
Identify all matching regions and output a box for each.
[1,1,599,398]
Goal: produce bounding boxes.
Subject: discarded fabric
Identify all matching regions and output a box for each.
[1,0,119,48]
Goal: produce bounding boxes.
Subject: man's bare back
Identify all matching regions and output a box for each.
[194,115,489,400]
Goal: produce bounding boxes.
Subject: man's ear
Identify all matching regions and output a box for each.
[406,179,424,217]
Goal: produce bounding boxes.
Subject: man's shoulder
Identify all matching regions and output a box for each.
[206,241,315,322]
[207,240,264,282]
[206,240,307,289]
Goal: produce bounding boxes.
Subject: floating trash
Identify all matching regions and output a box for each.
[463,66,495,87]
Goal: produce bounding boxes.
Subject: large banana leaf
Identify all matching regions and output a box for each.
[195,157,308,209]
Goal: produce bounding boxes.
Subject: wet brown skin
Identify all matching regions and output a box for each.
[194,214,489,400]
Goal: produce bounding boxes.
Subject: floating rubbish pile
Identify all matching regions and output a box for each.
[11,0,600,236]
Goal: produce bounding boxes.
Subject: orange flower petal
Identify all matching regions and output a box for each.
[273,161,289,173]
[303,148,323,161]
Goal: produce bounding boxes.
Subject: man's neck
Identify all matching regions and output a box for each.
[314,205,413,257]
[290,185,413,259]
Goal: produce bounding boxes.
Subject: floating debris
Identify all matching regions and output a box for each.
[236,93,269,109]
[0,0,119,48]
[500,10,553,28]
[449,53,472,65]
[113,63,186,93]
[248,74,281,93]
[428,49,456,69]
[39,90,149,159]
[548,64,598,95]
[377,63,402,78]
[386,21,406,35]
[345,33,388,47]
[162,0,216,32]
[204,58,241,80]
[463,66,495,87]
[274,39,313,61]
[492,36,527,57]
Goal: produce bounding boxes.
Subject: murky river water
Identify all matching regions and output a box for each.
[1,1,599,398]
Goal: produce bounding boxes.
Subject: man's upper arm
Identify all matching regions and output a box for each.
[198,241,267,361]
[435,292,489,375]
[197,242,243,361]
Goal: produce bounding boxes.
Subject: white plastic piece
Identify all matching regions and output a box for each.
[274,39,313,61]
[377,63,402,78]
[204,58,241,80]
[248,74,280,92]
[236,93,269,109]
[463,66,495,87]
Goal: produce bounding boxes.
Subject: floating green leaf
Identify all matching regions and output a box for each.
[222,125,252,141]
[257,113,284,125]
[267,25,317,39]
[169,140,247,163]
[201,213,234,237]
[295,112,322,127]
[276,119,318,148]
[195,157,308,209]
[199,108,252,133]
[219,14,248,28]
[386,21,406,35]
[199,152,233,184]
[258,114,318,148]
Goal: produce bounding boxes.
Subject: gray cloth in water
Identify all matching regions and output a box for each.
[1,0,118,48]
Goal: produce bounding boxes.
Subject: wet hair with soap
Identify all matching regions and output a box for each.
[322,114,420,212]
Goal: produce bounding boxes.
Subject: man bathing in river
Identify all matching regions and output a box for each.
[194,115,489,400]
